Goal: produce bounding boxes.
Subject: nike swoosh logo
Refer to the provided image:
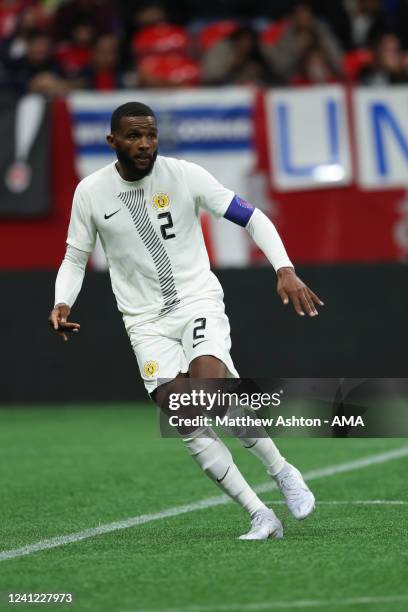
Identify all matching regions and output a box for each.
[192,340,207,348]
[216,466,230,483]
[104,209,121,220]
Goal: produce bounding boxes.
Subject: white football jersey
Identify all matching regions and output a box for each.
[67,156,235,324]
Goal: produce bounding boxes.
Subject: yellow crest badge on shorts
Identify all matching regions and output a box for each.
[144,360,159,378]
[152,192,170,211]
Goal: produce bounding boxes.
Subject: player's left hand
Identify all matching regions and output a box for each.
[48,303,80,341]
[277,267,324,317]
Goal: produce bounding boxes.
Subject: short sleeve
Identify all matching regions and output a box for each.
[183,161,234,219]
[66,184,97,253]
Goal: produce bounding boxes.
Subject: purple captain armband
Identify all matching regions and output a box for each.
[224,195,255,227]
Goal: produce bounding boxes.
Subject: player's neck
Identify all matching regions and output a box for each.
[115,161,148,182]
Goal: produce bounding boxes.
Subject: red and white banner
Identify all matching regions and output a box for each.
[0,86,407,269]
[260,86,408,264]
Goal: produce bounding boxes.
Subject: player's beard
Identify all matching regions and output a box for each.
[116,148,158,180]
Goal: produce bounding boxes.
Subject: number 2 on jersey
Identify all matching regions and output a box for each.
[158,212,175,240]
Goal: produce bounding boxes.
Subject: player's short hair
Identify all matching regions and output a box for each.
[110,102,156,133]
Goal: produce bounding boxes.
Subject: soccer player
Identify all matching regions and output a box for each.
[49,102,323,540]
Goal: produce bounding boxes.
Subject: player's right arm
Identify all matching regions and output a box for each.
[49,183,96,342]
[49,245,90,341]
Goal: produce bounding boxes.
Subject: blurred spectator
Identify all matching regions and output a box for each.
[325,0,388,50]
[119,2,168,70]
[202,25,275,85]
[151,0,304,24]
[5,29,68,96]
[3,0,406,94]
[55,21,95,78]
[262,3,343,84]
[358,32,408,84]
[2,3,51,63]
[292,45,341,85]
[138,0,234,24]
[52,0,119,43]
[132,2,168,29]
[74,33,126,90]
[0,0,30,39]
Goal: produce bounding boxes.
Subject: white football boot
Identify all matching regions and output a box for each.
[272,461,315,520]
[239,508,283,541]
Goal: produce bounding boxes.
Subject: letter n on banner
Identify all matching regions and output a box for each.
[353,87,408,189]
[266,86,352,191]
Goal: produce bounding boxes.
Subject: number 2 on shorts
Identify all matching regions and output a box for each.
[193,317,207,346]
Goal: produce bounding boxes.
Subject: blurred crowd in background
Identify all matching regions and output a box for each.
[1,0,408,96]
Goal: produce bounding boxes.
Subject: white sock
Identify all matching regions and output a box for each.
[237,436,285,476]
[183,427,266,516]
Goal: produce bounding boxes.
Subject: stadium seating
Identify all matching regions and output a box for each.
[55,44,91,75]
[198,20,240,51]
[343,49,374,82]
[132,23,190,57]
[138,53,200,86]
[260,20,288,46]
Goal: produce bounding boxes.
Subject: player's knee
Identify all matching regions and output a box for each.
[189,355,227,378]
[151,372,200,436]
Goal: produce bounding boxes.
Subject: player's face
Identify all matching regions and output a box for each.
[107,115,158,180]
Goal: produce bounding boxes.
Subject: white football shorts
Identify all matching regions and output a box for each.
[126,297,239,394]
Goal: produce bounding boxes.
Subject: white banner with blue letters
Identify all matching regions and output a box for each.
[266,85,352,191]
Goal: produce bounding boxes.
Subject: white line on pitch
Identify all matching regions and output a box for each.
[126,594,408,612]
[0,446,407,562]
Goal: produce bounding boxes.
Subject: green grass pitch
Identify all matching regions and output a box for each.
[0,405,407,612]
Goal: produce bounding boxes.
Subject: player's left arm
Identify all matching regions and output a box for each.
[184,162,324,317]
[224,197,324,317]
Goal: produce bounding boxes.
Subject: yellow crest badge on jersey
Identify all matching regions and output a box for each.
[143,360,159,378]
[152,192,170,211]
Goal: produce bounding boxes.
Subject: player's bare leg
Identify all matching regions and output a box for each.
[188,354,226,378]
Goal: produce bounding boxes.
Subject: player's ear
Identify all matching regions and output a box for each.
[106,134,116,150]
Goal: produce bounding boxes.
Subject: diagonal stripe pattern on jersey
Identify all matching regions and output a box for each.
[119,188,180,316]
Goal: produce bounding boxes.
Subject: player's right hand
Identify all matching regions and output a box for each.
[48,303,80,342]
